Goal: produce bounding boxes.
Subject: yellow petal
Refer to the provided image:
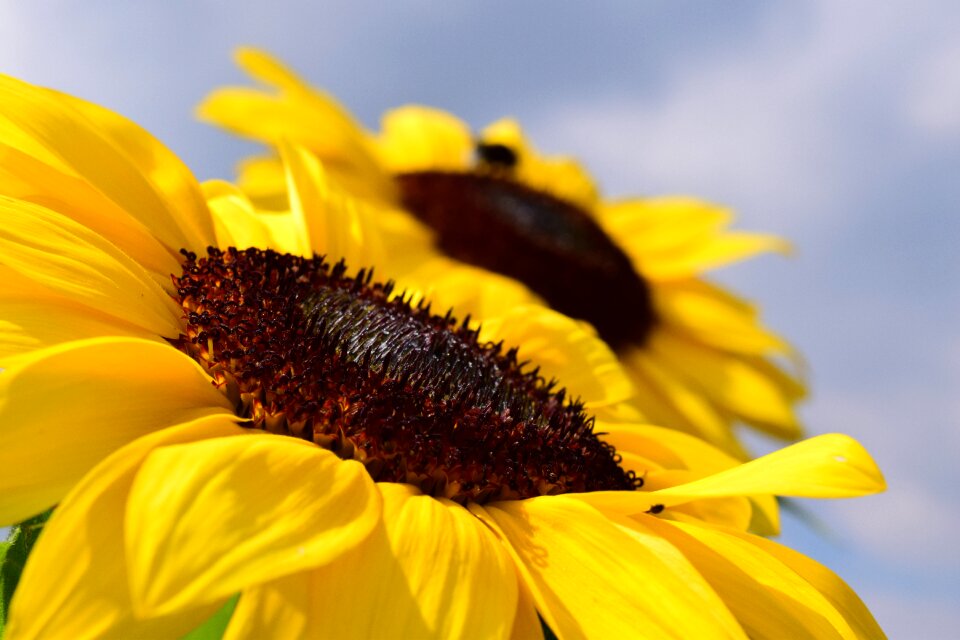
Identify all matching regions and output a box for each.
[202,177,315,257]
[0,196,183,338]
[640,233,791,280]
[201,92,397,204]
[280,140,387,268]
[653,279,790,355]
[397,257,542,320]
[0,140,181,284]
[376,105,473,173]
[666,495,754,531]
[620,346,748,457]
[0,74,213,254]
[599,196,789,280]
[589,398,647,423]
[475,496,746,639]
[742,351,808,403]
[597,421,740,475]
[222,571,317,640]
[126,435,380,616]
[199,50,393,201]
[599,197,732,258]
[479,305,635,409]
[617,450,663,478]
[0,295,160,365]
[0,337,233,524]
[234,47,319,96]
[235,154,291,211]
[5,415,245,640]
[203,179,283,252]
[233,48,370,148]
[606,454,755,531]
[224,514,424,640]
[645,328,802,439]
[199,88,351,153]
[652,518,862,640]
[229,483,518,639]
[377,486,518,638]
[572,434,884,518]
[510,573,545,640]
[655,434,886,500]
[600,441,757,532]
[50,87,217,251]
[721,528,886,639]
[747,494,782,536]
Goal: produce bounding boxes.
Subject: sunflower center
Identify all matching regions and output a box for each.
[395,167,656,349]
[173,247,640,503]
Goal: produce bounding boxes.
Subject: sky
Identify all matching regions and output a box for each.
[3,1,959,636]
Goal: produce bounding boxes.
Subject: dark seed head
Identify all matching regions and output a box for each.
[173,247,641,503]
[396,170,656,349]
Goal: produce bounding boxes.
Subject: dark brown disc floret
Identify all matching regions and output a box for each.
[173,247,640,503]
[395,157,656,350]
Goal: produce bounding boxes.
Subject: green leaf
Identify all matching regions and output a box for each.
[540,616,559,640]
[179,593,240,640]
[0,511,51,634]
[0,539,11,633]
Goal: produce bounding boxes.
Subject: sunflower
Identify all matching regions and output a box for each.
[0,74,886,639]
[0,75,634,527]
[200,48,806,458]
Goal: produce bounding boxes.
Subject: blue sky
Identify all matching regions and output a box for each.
[3,1,959,635]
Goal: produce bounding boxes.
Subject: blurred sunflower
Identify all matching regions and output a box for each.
[0,74,886,639]
[200,48,806,458]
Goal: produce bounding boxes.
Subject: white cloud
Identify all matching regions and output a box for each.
[826,483,960,572]
[907,42,960,136]
[529,1,960,237]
